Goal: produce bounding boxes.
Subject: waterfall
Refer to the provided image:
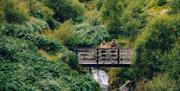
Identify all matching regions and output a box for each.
[92,68,109,91]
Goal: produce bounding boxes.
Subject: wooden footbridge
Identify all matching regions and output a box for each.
[76,48,133,67]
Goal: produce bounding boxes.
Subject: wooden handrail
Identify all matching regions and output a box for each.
[76,48,132,67]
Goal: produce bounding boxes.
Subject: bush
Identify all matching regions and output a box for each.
[25,18,49,33]
[161,42,180,90]
[100,0,123,36]
[0,35,37,62]
[79,0,92,2]
[144,74,176,91]
[55,20,75,45]
[0,35,100,91]
[96,0,105,11]
[0,4,5,23]
[1,18,49,34]
[65,23,110,49]
[120,0,148,39]
[54,22,110,49]
[62,51,80,70]
[47,19,59,29]
[133,16,179,79]
[170,0,180,14]
[156,0,166,6]
[28,0,54,20]
[33,35,63,54]
[43,0,85,22]
[3,0,29,23]
[0,24,63,54]
[0,24,32,38]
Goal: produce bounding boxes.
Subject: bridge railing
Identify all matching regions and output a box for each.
[76,48,132,66]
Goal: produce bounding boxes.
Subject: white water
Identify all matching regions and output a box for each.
[92,68,109,91]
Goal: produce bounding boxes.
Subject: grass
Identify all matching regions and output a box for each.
[42,29,55,39]
[117,37,130,48]
[38,49,61,61]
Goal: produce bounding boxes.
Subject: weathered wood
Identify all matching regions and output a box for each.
[77,48,132,67]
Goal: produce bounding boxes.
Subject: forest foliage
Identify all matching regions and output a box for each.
[0,0,179,91]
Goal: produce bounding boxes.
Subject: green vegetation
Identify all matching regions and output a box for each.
[0,0,179,91]
[170,0,180,14]
[43,0,85,22]
[156,0,167,6]
[105,0,180,90]
[0,0,102,91]
[100,0,122,36]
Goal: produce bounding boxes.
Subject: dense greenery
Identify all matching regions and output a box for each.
[0,0,179,91]
[64,23,110,49]
[0,0,102,90]
[0,35,100,91]
[134,15,179,79]
[100,0,122,34]
[105,0,180,90]
[170,0,180,14]
[43,0,85,22]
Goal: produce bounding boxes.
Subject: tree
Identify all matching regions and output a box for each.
[27,0,54,20]
[100,0,123,37]
[133,16,179,79]
[42,0,85,22]
[3,0,29,23]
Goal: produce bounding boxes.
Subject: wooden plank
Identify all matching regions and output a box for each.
[79,60,97,64]
[78,52,94,55]
[98,61,118,64]
[77,48,132,67]
[77,48,94,52]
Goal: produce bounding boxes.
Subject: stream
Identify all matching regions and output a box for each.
[92,68,109,91]
[91,68,131,91]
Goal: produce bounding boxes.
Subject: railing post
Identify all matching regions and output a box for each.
[117,48,120,64]
[96,48,99,64]
[75,48,78,62]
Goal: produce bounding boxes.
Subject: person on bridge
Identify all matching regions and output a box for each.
[111,39,117,48]
[100,40,107,48]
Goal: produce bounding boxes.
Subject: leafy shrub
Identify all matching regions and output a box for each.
[43,0,85,22]
[1,24,32,38]
[170,0,180,14]
[120,0,148,39]
[3,0,29,23]
[161,42,180,90]
[144,74,176,91]
[62,51,80,70]
[0,35,100,91]
[133,16,179,79]
[28,0,54,20]
[0,24,63,54]
[0,4,5,23]
[36,79,68,91]
[0,35,37,62]
[47,19,60,29]
[1,18,49,34]
[156,0,166,6]
[32,35,63,54]
[96,0,105,10]
[55,20,75,44]
[100,0,123,36]
[79,0,92,2]
[65,23,110,49]
[25,18,49,33]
